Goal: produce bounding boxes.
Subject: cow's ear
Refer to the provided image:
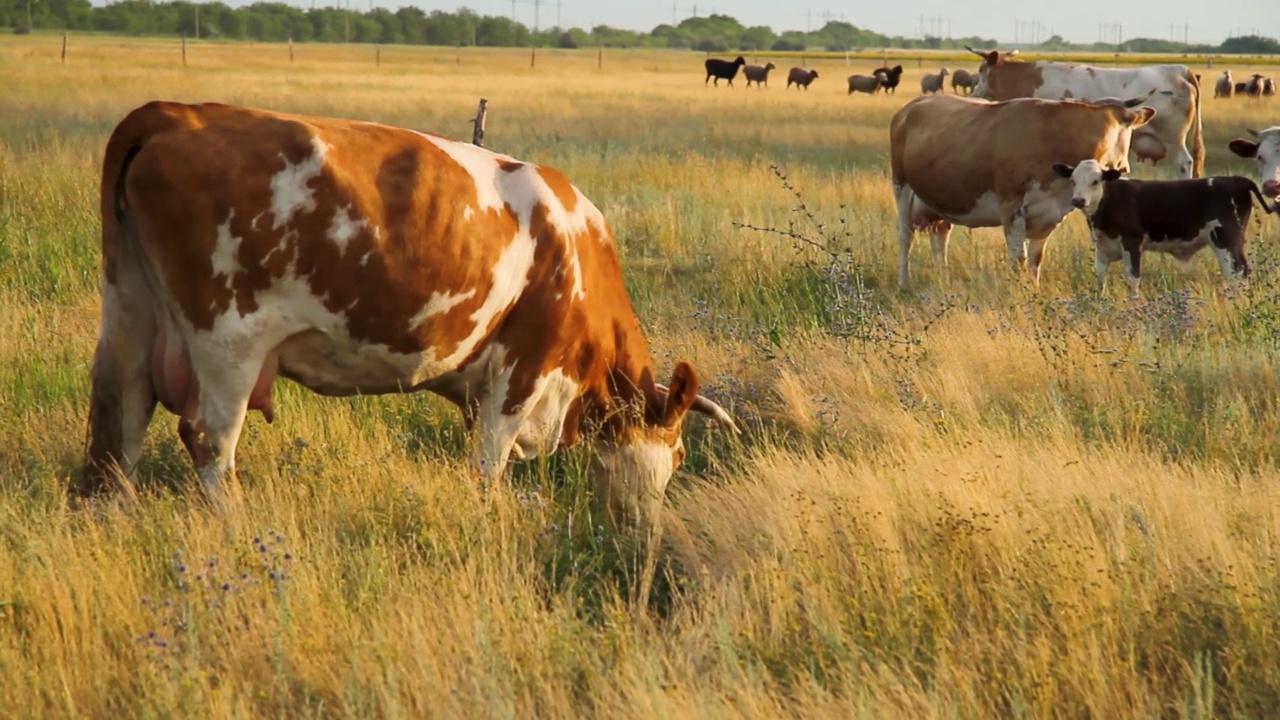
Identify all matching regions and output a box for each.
[660,362,699,428]
[1102,168,1124,182]
[1052,163,1074,178]
[1229,139,1259,158]
[1124,106,1157,127]
[983,50,1000,65]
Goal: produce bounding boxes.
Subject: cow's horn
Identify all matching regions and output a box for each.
[1248,128,1260,138]
[693,395,739,433]
[655,384,740,433]
[964,45,987,58]
[1123,88,1157,108]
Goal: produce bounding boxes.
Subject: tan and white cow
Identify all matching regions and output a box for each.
[890,94,1155,286]
[1229,127,1280,198]
[967,47,1204,179]
[85,101,736,551]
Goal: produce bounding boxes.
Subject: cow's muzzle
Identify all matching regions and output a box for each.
[1071,198,1087,209]
[1263,180,1280,198]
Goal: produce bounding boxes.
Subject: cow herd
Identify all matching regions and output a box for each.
[80,55,1280,569]
[703,50,1280,296]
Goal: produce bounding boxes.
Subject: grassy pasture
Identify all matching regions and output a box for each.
[2,36,1280,718]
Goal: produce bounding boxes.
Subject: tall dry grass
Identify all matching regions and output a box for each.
[2,37,1280,718]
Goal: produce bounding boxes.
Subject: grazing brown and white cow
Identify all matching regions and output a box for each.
[890,94,1155,286]
[967,47,1204,178]
[1053,160,1273,297]
[1229,127,1280,198]
[86,101,736,550]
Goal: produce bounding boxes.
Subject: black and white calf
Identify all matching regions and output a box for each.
[1052,160,1274,297]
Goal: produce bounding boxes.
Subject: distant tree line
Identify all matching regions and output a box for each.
[3,0,1277,55]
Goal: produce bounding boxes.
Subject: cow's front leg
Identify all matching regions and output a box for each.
[928,220,953,269]
[1094,242,1110,292]
[1026,235,1050,288]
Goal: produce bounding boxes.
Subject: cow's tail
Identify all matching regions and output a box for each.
[1248,181,1276,215]
[84,102,178,495]
[1186,68,1205,178]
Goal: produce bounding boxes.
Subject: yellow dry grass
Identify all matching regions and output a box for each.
[2,36,1280,718]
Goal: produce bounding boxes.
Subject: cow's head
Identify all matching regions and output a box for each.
[966,46,1019,98]
[1053,160,1125,214]
[1231,127,1280,198]
[591,361,736,547]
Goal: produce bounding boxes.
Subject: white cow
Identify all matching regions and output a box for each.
[1229,127,1280,198]
[967,47,1204,179]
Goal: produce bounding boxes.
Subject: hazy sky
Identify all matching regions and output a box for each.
[454,0,1272,46]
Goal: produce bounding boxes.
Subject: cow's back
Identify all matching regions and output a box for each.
[116,102,618,394]
[892,96,1117,219]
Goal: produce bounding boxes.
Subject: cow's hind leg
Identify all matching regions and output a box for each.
[177,338,269,512]
[85,263,159,498]
[1211,224,1250,282]
[895,183,916,287]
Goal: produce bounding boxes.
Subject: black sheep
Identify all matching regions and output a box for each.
[704,56,747,87]
[872,64,905,94]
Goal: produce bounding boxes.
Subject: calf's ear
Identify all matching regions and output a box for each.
[1101,168,1124,182]
[1051,163,1074,178]
[1228,139,1259,159]
[1123,106,1156,127]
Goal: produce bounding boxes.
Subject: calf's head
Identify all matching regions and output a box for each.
[1052,159,1124,214]
[1229,127,1280,197]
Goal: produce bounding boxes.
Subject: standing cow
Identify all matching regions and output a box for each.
[1228,127,1280,198]
[890,94,1155,286]
[86,101,737,582]
[1215,70,1234,98]
[966,47,1204,178]
[1053,160,1273,297]
[705,56,747,86]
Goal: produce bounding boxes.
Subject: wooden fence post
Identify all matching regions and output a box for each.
[61,33,67,64]
[181,34,187,67]
[470,98,488,147]
[598,45,602,70]
[289,36,294,63]
[530,46,536,69]
[376,44,381,66]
